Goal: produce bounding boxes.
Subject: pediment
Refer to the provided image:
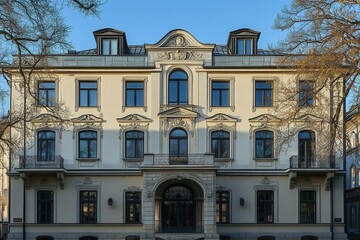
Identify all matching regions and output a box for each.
[145,29,215,50]
[295,114,324,122]
[248,114,280,123]
[206,113,238,122]
[32,114,62,123]
[117,114,152,123]
[158,106,199,118]
[71,114,104,123]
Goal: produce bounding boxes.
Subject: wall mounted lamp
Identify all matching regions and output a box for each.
[108,198,113,206]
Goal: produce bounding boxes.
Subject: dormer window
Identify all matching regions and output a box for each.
[237,39,252,55]
[227,28,260,55]
[93,28,128,55]
[101,38,118,55]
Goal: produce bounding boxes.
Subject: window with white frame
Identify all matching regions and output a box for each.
[125,131,144,158]
[211,131,230,158]
[37,130,55,161]
[255,130,274,158]
[78,130,98,159]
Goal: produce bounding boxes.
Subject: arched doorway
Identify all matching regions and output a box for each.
[162,185,195,232]
[155,179,204,233]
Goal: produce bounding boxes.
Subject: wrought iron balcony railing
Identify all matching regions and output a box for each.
[18,155,64,169]
[289,155,341,169]
[154,220,204,233]
[144,153,214,166]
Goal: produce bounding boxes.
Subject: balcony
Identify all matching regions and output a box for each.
[289,155,341,169]
[18,155,64,170]
[15,155,66,189]
[143,153,214,166]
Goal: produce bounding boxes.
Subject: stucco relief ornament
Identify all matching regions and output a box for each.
[157,50,203,61]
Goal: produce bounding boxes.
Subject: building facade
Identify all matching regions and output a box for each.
[345,105,360,239]
[7,28,347,240]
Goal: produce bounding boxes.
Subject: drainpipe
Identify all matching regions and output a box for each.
[330,80,334,240]
[22,76,26,240]
[342,78,347,235]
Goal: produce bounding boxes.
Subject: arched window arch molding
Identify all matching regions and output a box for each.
[164,66,193,106]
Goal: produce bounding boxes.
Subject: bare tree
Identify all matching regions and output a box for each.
[0,0,103,170]
[272,0,359,161]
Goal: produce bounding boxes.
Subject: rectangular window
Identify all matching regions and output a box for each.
[212,81,229,107]
[237,39,252,55]
[38,81,56,107]
[79,81,97,107]
[126,82,144,107]
[101,38,118,55]
[125,192,141,223]
[257,190,274,223]
[300,190,316,223]
[80,190,97,223]
[255,81,273,107]
[216,191,230,223]
[299,81,314,107]
[37,190,54,223]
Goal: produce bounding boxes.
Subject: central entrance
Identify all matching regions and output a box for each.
[162,185,195,232]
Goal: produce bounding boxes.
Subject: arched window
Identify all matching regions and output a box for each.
[298,130,315,165]
[211,131,230,158]
[79,130,97,158]
[168,70,188,105]
[255,130,273,158]
[351,166,356,188]
[351,132,357,148]
[125,131,144,158]
[37,130,55,161]
[169,128,188,164]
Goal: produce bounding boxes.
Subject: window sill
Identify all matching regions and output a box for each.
[122,158,144,162]
[76,158,100,162]
[253,158,277,161]
[214,158,234,162]
[209,106,235,112]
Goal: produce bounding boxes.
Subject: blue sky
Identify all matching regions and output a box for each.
[63,0,290,51]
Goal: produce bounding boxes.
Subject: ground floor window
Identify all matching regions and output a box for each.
[37,190,54,223]
[80,191,97,223]
[216,191,230,223]
[257,190,274,223]
[300,190,316,223]
[125,192,142,223]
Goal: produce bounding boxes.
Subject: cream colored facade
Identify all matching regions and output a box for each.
[7,28,346,240]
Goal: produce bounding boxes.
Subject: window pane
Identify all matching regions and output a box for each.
[237,39,244,55]
[170,71,187,79]
[170,129,187,137]
[127,82,143,89]
[265,140,273,158]
[80,131,97,139]
[221,140,230,158]
[245,39,252,55]
[221,90,229,106]
[136,90,143,106]
[80,82,97,89]
[110,39,118,55]
[79,140,88,158]
[179,81,188,104]
[89,90,97,106]
[89,140,97,158]
[256,141,264,158]
[136,140,144,157]
[47,90,56,106]
[264,90,272,106]
[169,81,178,103]
[101,39,109,55]
[80,90,88,106]
[212,91,220,106]
[126,90,135,106]
[179,139,188,156]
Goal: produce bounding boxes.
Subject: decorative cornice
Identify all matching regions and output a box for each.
[248,114,280,123]
[71,114,104,123]
[206,113,238,123]
[117,114,152,123]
